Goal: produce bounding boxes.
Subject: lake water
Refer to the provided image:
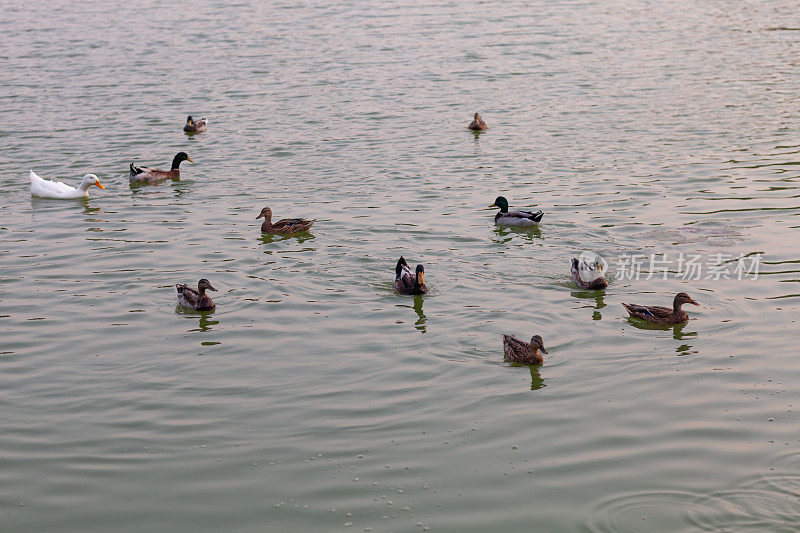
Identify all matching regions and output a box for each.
[2,0,800,531]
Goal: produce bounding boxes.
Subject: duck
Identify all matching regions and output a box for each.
[489,196,544,226]
[129,152,193,183]
[183,116,207,133]
[503,334,548,365]
[175,279,217,310]
[394,256,427,295]
[256,207,315,234]
[622,292,699,325]
[468,112,487,131]
[570,257,608,290]
[30,170,105,199]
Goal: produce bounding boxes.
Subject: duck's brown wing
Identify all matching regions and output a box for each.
[394,264,415,294]
[622,303,671,319]
[175,284,200,307]
[273,218,313,229]
[502,335,530,362]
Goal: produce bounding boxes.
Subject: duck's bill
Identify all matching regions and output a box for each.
[208,285,218,291]
[255,214,264,219]
[488,203,497,208]
[689,298,699,305]
[540,347,548,354]
[418,273,425,286]
[187,157,195,163]
[95,181,106,189]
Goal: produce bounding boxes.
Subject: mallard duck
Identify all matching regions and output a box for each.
[394,256,427,295]
[468,112,487,131]
[503,334,548,365]
[571,257,608,290]
[30,170,105,199]
[183,116,207,133]
[489,196,543,226]
[175,279,217,310]
[622,292,699,325]
[129,152,193,183]
[256,207,315,234]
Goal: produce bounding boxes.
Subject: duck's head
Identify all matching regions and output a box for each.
[530,335,548,354]
[489,196,509,213]
[415,264,425,287]
[171,152,194,169]
[255,207,272,220]
[474,112,481,120]
[81,174,105,190]
[674,292,698,308]
[186,116,194,125]
[198,279,217,292]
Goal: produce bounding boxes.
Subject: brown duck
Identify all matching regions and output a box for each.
[175,279,217,310]
[183,115,207,133]
[130,152,193,183]
[468,112,488,131]
[503,334,548,365]
[256,207,315,234]
[394,256,427,295]
[622,292,699,325]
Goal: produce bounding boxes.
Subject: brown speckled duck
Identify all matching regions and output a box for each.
[183,116,207,133]
[394,256,427,295]
[503,334,548,365]
[130,152,193,183]
[175,279,217,311]
[622,292,698,325]
[468,112,487,131]
[256,207,315,234]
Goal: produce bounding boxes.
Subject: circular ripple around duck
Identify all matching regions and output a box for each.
[584,490,717,533]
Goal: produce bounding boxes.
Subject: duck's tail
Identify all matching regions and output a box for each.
[395,256,408,277]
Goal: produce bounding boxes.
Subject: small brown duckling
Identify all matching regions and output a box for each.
[183,115,207,133]
[622,292,699,325]
[394,256,427,295]
[468,112,488,131]
[130,152,193,183]
[503,334,548,365]
[175,278,217,310]
[256,207,315,234]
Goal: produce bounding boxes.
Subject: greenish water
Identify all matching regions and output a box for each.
[3,1,800,531]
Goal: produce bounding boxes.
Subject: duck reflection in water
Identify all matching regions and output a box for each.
[491,225,542,244]
[397,295,427,333]
[259,232,316,246]
[529,366,546,391]
[176,306,219,332]
[570,290,606,320]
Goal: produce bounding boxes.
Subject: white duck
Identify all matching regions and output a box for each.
[30,170,105,199]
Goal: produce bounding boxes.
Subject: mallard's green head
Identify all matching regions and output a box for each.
[171,152,194,170]
[415,264,425,287]
[489,196,509,213]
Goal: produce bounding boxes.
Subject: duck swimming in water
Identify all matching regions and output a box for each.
[570,257,609,290]
[29,170,105,199]
[183,116,207,133]
[468,112,487,131]
[394,256,427,295]
[502,334,548,365]
[175,279,217,310]
[255,207,315,234]
[130,152,193,183]
[622,292,699,325]
[489,196,544,226]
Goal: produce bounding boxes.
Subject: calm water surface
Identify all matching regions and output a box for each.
[2,0,800,531]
